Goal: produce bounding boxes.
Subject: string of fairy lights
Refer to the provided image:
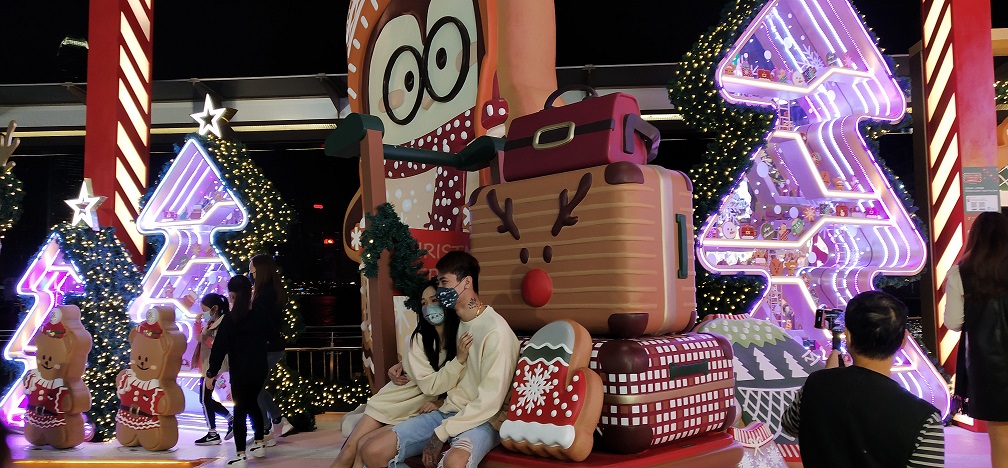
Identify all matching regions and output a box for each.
[53,222,144,442]
[668,0,776,317]
[0,169,23,234]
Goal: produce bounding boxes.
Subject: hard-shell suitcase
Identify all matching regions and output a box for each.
[469,161,696,337]
[588,332,737,454]
[502,85,659,182]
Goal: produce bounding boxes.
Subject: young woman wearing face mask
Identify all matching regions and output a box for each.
[331,280,473,468]
[193,293,234,445]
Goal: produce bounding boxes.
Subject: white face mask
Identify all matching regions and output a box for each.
[422,304,446,326]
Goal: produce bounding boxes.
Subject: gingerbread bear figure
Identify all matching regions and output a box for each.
[115,306,186,451]
[500,320,603,461]
[23,305,92,449]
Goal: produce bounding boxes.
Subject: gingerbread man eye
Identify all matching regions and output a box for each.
[383,45,424,125]
[423,16,470,103]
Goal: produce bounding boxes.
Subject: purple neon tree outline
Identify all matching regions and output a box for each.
[0,234,85,426]
[126,138,249,428]
[695,0,948,417]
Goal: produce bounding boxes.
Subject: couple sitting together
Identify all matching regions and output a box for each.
[333,251,520,468]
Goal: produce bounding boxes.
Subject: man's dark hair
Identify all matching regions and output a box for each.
[436,251,480,294]
[844,291,907,359]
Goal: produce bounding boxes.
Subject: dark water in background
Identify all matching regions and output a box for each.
[297,288,362,328]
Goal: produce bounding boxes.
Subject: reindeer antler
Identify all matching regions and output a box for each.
[487,189,520,240]
[552,173,592,236]
[1,120,19,173]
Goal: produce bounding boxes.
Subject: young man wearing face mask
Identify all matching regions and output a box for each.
[360,251,520,468]
[332,281,472,468]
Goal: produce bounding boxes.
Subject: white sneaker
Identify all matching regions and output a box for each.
[226,453,247,467]
[275,417,294,437]
[248,441,267,458]
[259,431,277,447]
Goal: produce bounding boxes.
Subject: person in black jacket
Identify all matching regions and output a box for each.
[781,291,944,467]
[208,275,268,466]
[943,211,1008,467]
[249,254,291,443]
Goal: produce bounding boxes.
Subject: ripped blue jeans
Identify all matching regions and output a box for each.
[389,410,499,468]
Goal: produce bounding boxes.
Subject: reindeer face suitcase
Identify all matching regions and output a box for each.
[469,162,696,337]
[589,333,737,454]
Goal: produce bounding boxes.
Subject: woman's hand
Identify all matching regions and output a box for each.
[418,399,444,413]
[387,362,409,386]
[457,332,473,365]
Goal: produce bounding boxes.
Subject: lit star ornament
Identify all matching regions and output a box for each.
[64,178,106,231]
[190,94,237,138]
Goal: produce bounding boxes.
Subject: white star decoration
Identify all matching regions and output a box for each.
[64,178,106,231]
[190,94,236,138]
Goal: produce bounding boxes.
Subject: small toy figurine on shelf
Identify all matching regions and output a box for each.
[825,51,838,67]
[757,69,773,80]
[773,67,788,83]
[164,283,176,299]
[842,53,856,68]
[740,56,753,77]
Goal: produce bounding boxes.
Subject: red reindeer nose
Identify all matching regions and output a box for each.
[521,269,553,307]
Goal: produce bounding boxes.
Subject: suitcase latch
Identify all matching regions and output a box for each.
[532,121,576,150]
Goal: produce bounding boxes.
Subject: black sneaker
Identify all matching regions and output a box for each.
[195,432,221,446]
[224,417,235,441]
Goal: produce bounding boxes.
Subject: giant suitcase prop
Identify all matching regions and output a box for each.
[469,162,696,337]
[502,85,660,182]
[589,332,737,454]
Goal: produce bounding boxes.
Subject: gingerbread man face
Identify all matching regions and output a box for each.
[129,307,182,382]
[34,306,90,382]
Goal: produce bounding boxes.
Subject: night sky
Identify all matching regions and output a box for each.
[5,1,1002,84]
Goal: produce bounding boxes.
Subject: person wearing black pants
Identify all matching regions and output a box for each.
[249,254,291,442]
[195,294,233,445]
[209,275,269,467]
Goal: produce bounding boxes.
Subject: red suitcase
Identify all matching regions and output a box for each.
[588,333,737,454]
[502,85,659,182]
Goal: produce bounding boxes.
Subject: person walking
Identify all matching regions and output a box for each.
[193,293,234,445]
[208,275,268,466]
[944,211,1008,468]
[249,254,291,443]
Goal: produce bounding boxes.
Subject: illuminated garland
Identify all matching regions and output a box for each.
[360,202,429,313]
[0,170,24,234]
[668,0,775,317]
[53,222,143,442]
[996,80,1007,106]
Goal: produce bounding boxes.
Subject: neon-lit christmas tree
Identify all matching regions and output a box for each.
[133,95,367,429]
[673,0,950,417]
[1,179,142,441]
[127,122,250,423]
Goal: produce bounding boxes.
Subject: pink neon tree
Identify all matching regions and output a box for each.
[126,137,248,427]
[0,234,85,427]
[695,0,949,417]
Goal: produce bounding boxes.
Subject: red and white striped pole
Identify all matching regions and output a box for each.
[83,0,154,264]
[918,0,998,430]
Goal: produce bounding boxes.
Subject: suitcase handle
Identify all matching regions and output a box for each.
[675,214,689,279]
[544,84,598,110]
[623,114,660,163]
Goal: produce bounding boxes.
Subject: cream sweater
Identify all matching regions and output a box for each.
[364,335,465,425]
[435,305,520,442]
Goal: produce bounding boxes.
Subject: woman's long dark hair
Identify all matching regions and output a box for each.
[411,279,459,370]
[959,211,1008,300]
[251,254,286,308]
[200,293,230,316]
[227,275,253,322]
